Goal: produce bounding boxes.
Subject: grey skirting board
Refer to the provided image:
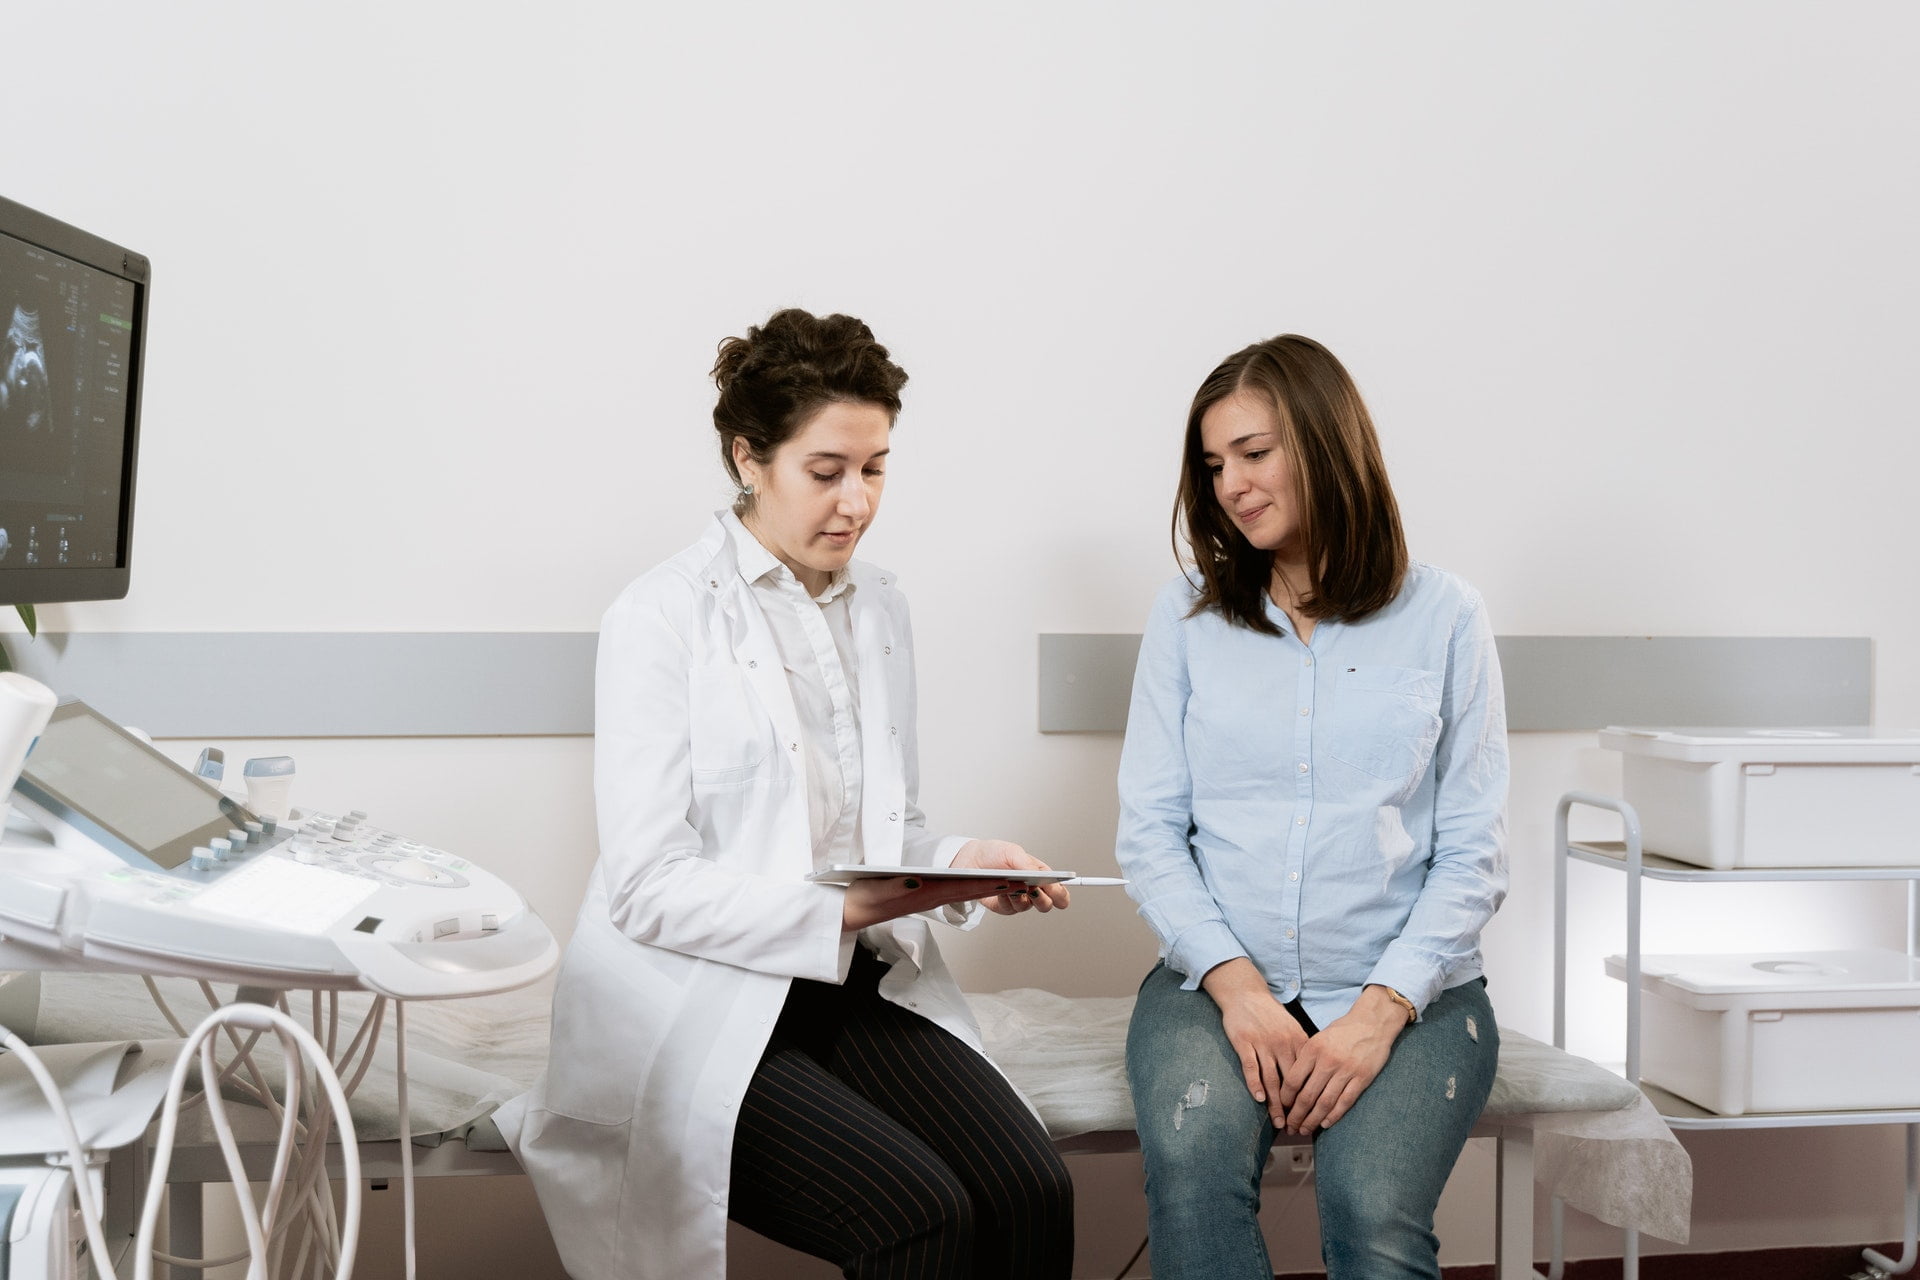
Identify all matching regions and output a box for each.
[1,632,1874,738]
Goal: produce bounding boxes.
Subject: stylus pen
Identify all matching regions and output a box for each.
[1061,877,1128,887]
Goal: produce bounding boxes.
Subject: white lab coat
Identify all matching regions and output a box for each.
[496,515,988,1280]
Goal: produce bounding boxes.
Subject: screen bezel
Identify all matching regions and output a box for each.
[14,700,254,871]
[0,194,148,605]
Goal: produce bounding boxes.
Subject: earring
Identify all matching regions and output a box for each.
[741,483,755,496]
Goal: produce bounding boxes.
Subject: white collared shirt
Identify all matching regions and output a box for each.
[724,510,865,869]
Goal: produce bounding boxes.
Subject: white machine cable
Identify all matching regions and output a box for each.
[179,1045,275,1122]
[200,981,278,1108]
[268,1046,333,1280]
[196,1031,274,1275]
[277,997,390,1280]
[135,1002,362,1280]
[139,984,311,1273]
[143,1065,337,1274]
[249,1001,366,1279]
[134,1010,348,1276]
[255,1024,306,1256]
[0,1024,121,1280]
[141,975,190,1036]
[132,981,392,1277]
[281,996,389,1280]
[278,1060,346,1279]
[135,1036,279,1278]
[139,976,276,1120]
[312,991,341,1061]
[128,977,408,1280]
[336,998,388,1096]
[396,999,417,1280]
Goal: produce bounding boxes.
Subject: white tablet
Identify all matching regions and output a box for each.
[806,864,1080,886]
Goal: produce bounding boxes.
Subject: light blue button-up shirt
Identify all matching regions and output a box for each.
[1116,563,1509,1030]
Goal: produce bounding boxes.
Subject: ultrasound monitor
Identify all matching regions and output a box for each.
[0,194,148,605]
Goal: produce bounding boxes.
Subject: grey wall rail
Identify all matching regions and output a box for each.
[1038,635,1873,733]
[4,632,1873,738]
[11,633,597,738]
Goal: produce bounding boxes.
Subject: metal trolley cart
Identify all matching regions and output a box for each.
[1553,790,1920,1280]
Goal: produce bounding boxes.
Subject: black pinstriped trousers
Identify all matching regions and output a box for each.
[727,946,1074,1279]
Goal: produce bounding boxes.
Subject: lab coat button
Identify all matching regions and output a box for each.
[884,645,892,655]
[888,812,898,822]
[748,660,757,668]
[790,742,798,751]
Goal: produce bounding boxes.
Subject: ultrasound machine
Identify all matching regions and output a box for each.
[0,195,558,1280]
[2,699,556,1001]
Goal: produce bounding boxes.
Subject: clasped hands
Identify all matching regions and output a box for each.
[1202,957,1407,1134]
[840,838,1072,931]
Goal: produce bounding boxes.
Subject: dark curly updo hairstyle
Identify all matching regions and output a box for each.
[712,308,909,512]
[1177,334,1407,634]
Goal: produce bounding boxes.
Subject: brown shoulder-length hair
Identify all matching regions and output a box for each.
[1175,334,1407,634]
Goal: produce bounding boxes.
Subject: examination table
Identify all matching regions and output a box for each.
[33,973,1692,1278]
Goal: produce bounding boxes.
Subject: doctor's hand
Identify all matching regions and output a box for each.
[1275,984,1407,1135]
[1202,957,1310,1124]
[840,874,1023,932]
[951,839,1071,915]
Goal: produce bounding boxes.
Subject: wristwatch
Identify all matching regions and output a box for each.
[1378,985,1418,1024]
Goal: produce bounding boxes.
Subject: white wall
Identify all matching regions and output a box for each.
[12,1,1920,1273]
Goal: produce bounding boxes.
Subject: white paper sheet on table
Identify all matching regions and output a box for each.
[969,988,1692,1244]
[34,971,550,1143]
[0,1039,180,1155]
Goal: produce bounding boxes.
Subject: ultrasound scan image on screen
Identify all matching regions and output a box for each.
[3,300,53,436]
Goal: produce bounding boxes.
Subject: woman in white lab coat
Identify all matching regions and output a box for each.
[501,309,1075,1280]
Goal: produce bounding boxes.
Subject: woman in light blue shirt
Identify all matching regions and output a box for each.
[1118,334,1509,1280]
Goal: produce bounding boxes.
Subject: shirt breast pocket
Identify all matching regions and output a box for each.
[686,665,777,784]
[1327,664,1444,785]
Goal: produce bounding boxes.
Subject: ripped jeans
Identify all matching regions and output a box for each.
[1125,964,1498,1280]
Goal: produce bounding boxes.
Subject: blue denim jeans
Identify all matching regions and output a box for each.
[1125,964,1498,1280]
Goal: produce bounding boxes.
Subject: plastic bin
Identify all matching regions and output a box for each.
[1605,949,1920,1115]
[1598,726,1920,868]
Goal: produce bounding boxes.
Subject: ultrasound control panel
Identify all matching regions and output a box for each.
[280,810,472,890]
